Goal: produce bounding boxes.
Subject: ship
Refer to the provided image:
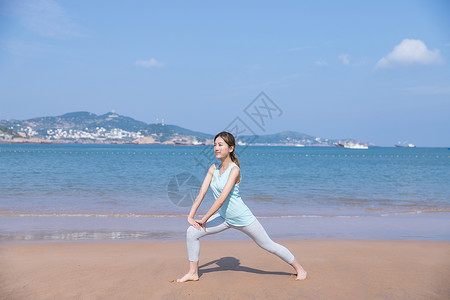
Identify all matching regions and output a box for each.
[191,140,205,146]
[395,141,416,148]
[334,141,368,149]
[343,142,368,149]
[174,139,205,146]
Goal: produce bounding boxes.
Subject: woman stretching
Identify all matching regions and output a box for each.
[177,131,307,282]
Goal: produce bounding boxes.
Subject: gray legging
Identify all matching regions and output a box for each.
[186,213,295,264]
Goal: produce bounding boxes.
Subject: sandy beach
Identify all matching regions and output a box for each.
[1,239,449,299]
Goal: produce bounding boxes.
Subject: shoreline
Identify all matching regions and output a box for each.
[1,239,449,299]
[1,212,449,242]
[1,141,449,147]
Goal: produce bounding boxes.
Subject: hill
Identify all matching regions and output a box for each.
[0,111,369,146]
[5,111,148,135]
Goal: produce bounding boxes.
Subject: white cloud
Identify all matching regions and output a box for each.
[315,60,328,66]
[375,39,444,69]
[135,58,165,68]
[338,54,350,65]
[10,0,85,39]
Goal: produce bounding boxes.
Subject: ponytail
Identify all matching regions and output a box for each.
[230,151,240,168]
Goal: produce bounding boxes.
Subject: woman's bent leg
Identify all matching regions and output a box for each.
[238,218,295,264]
[178,214,230,282]
[186,213,230,262]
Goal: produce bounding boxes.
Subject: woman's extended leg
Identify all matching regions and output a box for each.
[177,214,230,282]
[238,218,307,280]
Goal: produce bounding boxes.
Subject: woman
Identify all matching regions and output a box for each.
[177,131,307,282]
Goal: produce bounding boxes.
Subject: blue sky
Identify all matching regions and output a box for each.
[0,0,449,146]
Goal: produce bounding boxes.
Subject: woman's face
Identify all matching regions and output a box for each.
[214,136,233,159]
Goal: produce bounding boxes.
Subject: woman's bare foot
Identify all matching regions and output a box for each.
[295,269,307,280]
[290,258,307,280]
[176,272,199,283]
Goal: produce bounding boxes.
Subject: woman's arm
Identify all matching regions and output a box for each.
[187,163,216,220]
[200,166,240,224]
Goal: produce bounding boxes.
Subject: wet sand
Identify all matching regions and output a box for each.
[2,212,450,242]
[1,239,449,299]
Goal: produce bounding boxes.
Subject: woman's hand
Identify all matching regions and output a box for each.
[188,216,205,231]
[196,219,206,232]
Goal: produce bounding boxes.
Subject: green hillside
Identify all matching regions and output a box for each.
[0,111,369,146]
[0,125,20,137]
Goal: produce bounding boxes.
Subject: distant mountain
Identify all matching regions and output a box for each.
[240,130,357,146]
[0,111,370,146]
[243,130,315,144]
[165,125,214,140]
[0,111,214,143]
[4,111,148,135]
[0,125,20,137]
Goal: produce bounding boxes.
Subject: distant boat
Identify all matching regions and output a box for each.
[237,140,247,146]
[174,141,187,146]
[395,142,416,148]
[191,140,205,146]
[174,140,205,146]
[344,143,368,149]
[173,139,205,146]
[294,144,305,147]
[334,141,367,149]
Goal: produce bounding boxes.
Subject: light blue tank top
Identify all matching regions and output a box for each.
[210,162,256,226]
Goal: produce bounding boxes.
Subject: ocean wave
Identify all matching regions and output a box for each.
[1,209,449,219]
[0,212,187,218]
[0,230,182,241]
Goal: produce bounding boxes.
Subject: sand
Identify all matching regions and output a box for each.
[1,239,449,299]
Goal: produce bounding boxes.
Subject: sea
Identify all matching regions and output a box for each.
[1,144,449,242]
